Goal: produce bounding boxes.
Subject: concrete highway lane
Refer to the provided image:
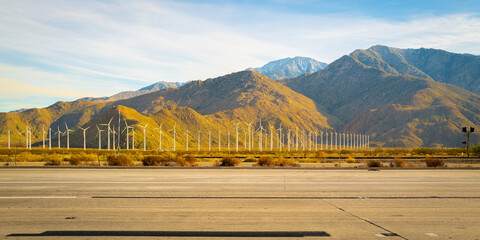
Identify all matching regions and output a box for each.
[1,168,480,239]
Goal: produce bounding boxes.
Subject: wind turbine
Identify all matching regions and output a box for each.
[96,125,104,150]
[42,126,46,149]
[155,123,162,151]
[277,124,283,152]
[186,130,189,151]
[244,128,247,150]
[139,124,148,151]
[48,127,52,150]
[7,129,10,149]
[287,128,291,152]
[197,130,201,151]
[112,126,116,151]
[227,131,231,151]
[269,123,274,151]
[65,123,73,150]
[208,130,211,151]
[123,120,131,150]
[235,123,239,152]
[79,126,90,150]
[295,127,299,151]
[218,130,221,151]
[57,126,62,149]
[100,118,113,151]
[169,124,176,151]
[315,130,318,151]
[244,121,253,151]
[257,123,264,152]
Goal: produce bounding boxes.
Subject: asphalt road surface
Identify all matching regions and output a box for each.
[1,168,479,239]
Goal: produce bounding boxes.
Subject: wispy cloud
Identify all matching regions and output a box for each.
[1,0,480,112]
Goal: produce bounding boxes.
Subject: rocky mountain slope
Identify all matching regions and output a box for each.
[249,57,327,80]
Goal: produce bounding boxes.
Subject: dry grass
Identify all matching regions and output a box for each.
[394,157,406,167]
[175,154,198,167]
[425,156,444,167]
[107,154,135,166]
[366,160,383,168]
[44,154,63,166]
[219,156,241,167]
[257,156,276,166]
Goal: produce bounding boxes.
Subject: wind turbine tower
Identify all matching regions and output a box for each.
[65,123,73,150]
[79,126,90,150]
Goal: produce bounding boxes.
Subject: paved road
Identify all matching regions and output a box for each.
[1,168,480,239]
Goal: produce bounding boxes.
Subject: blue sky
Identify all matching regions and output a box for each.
[1,0,480,112]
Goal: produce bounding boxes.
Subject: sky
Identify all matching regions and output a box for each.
[1,0,480,112]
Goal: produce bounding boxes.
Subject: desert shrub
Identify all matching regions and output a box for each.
[345,156,356,163]
[142,156,162,166]
[257,156,276,166]
[276,156,299,167]
[178,155,198,167]
[394,157,406,167]
[244,158,258,162]
[425,156,444,167]
[315,151,326,161]
[44,154,63,166]
[69,155,82,166]
[219,156,241,167]
[69,153,97,166]
[107,154,135,166]
[366,160,383,168]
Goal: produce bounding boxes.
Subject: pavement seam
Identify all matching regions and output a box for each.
[322,199,409,240]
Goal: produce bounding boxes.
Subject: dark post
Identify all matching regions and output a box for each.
[462,127,475,158]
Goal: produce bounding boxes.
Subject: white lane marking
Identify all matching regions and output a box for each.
[425,233,438,237]
[0,196,77,199]
[0,181,479,184]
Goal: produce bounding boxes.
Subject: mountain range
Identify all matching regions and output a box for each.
[1,46,479,149]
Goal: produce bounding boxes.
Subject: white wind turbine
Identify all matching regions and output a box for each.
[315,130,318,151]
[186,130,189,151]
[139,124,148,151]
[243,128,247,150]
[235,123,239,152]
[64,123,73,150]
[169,124,176,151]
[96,125,104,150]
[112,126,116,151]
[277,124,283,152]
[227,131,231,151]
[244,121,253,151]
[208,130,211,151]
[287,128,291,152]
[155,123,162,151]
[100,118,113,151]
[7,128,10,149]
[48,127,52,150]
[78,126,90,150]
[269,123,274,151]
[57,126,62,148]
[42,126,46,149]
[295,127,299,151]
[257,123,264,152]
[197,130,201,151]
[218,130,221,151]
[123,120,131,150]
